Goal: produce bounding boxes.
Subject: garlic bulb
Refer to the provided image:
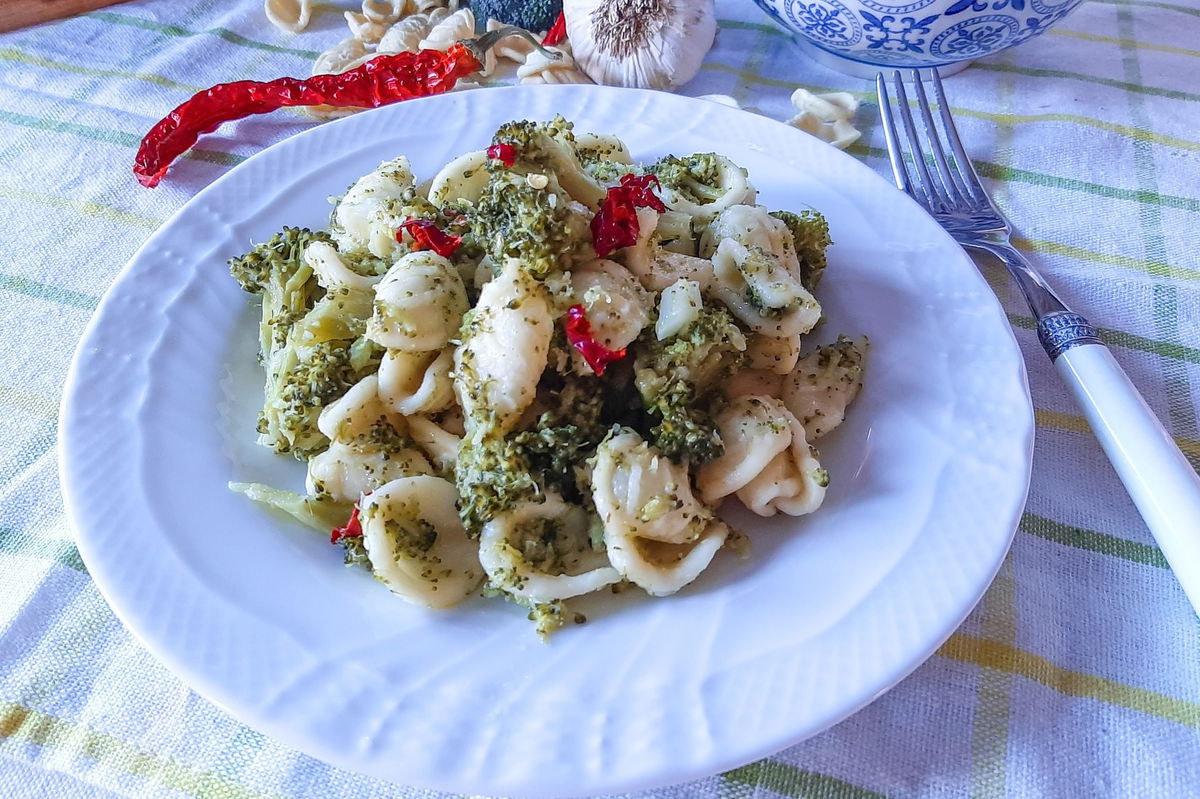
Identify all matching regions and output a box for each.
[564,0,716,90]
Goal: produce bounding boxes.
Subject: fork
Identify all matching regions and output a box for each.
[877,69,1200,615]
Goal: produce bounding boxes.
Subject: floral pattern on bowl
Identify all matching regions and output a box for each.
[753,0,1083,68]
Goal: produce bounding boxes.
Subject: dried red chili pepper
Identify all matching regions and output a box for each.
[565,304,626,376]
[543,12,567,46]
[590,173,666,257]
[330,505,363,544]
[485,142,517,167]
[397,217,462,257]
[134,27,558,188]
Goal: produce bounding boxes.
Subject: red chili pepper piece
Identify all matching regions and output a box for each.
[485,142,518,167]
[330,505,363,544]
[590,173,666,257]
[543,12,567,46]
[134,43,482,188]
[397,217,463,257]
[565,304,626,376]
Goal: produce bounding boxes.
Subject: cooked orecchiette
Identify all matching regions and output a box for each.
[696,395,795,503]
[378,348,456,415]
[735,414,827,516]
[480,493,620,603]
[454,259,552,430]
[265,0,313,33]
[619,208,715,292]
[574,132,632,165]
[657,154,756,220]
[316,374,397,442]
[360,476,484,608]
[722,368,785,401]
[701,205,802,276]
[782,336,866,439]
[405,414,462,471]
[711,238,821,338]
[427,149,489,207]
[591,430,712,545]
[331,156,415,253]
[745,332,802,375]
[655,279,703,340]
[571,259,650,363]
[367,251,469,351]
[306,437,433,502]
[605,517,730,597]
[303,240,379,291]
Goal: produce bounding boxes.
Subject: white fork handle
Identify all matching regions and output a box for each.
[1052,338,1200,613]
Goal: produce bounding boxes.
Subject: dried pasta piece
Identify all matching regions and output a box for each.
[480,494,620,603]
[788,88,861,150]
[265,0,313,33]
[312,37,373,76]
[377,14,432,54]
[486,17,544,63]
[360,475,484,608]
[518,42,593,85]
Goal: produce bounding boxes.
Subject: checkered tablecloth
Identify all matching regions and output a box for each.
[2,0,1199,796]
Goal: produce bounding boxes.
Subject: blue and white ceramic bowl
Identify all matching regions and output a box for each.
[753,0,1084,74]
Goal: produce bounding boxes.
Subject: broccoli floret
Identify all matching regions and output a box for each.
[634,305,746,399]
[468,0,562,32]
[491,117,577,166]
[229,226,329,297]
[455,430,539,534]
[650,153,726,204]
[472,170,579,278]
[770,209,832,291]
[644,380,725,465]
[261,340,365,457]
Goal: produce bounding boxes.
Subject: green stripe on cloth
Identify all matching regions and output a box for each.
[0,48,202,93]
[1092,0,1200,18]
[0,529,85,573]
[700,63,1200,153]
[0,185,159,230]
[1006,314,1200,365]
[1048,27,1200,59]
[724,760,886,799]
[86,11,320,60]
[973,62,1200,104]
[0,386,58,419]
[1035,408,1200,465]
[970,563,1016,798]
[940,635,1200,728]
[0,701,282,799]
[1020,513,1169,569]
[1013,237,1200,282]
[0,109,242,168]
[0,274,97,310]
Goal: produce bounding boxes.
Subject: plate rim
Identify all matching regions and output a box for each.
[60,83,1034,797]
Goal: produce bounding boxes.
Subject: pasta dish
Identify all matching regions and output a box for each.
[229,116,865,636]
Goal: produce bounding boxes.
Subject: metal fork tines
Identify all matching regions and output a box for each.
[876,68,1067,319]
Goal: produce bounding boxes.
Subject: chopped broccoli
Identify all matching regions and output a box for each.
[454,430,539,534]
[770,209,832,291]
[491,117,577,166]
[632,306,745,464]
[468,0,562,32]
[472,170,580,278]
[260,339,363,457]
[644,380,725,465]
[650,153,726,204]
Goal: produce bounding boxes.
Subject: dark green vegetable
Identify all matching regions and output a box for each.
[770,209,832,291]
[468,0,562,35]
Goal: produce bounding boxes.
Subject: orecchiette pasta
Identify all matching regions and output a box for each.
[367,251,468,351]
[782,336,867,439]
[696,395,795,504]
[377,14,430,54]
[518,42,594,86]
[788,88,861,151]
[454,259,552,431]
[378,348,456,415]
[480,493,620,603]
[735,414,827,517]
[231,117,863,636]
[360,476,484,607]
[265,0,313,33]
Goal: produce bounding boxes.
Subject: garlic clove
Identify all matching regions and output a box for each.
[564,0,717,90]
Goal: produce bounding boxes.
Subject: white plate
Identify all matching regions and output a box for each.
[61,85,1032,797]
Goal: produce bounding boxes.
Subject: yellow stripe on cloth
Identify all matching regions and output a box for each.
[940,635,1200,728]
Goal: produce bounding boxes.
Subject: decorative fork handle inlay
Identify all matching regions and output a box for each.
[1036,311,1103,360]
